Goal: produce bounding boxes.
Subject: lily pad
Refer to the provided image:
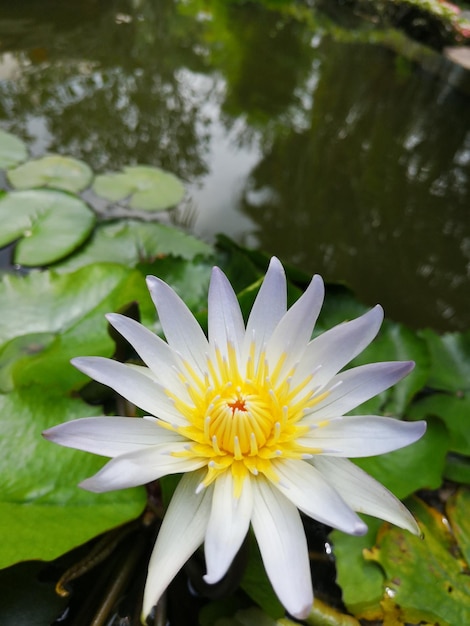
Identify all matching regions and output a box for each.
[93,165,185,210]
[0,387,145,569]
[331,517,384,621]
[0,189,95,266]
[419,328,470,393]
[364,496,470,626]
[0,263,154,392]
[7,154,93,193]
[0,129,28,168]
[58,219,213,272]
[409,392,470,456]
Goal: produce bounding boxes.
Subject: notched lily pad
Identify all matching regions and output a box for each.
[93,165,185,210]
[0,129,28,168]
[0,189,95,266]
[58,219,213,272]
[7,154,93,193]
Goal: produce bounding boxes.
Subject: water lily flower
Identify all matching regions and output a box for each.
[44,258,426,621]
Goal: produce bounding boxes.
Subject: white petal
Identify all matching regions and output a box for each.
[71,356,188,426]
[307,361,414,420]
[242,257,287,361]
[313,457,420,534]
[106,313,189,397]
[251,477,313,619]
[203,471,253,584]
[272,459,366,535]
[142,471,213,620]
[266,275,324,378]
[146,275,209,373]
[299,416,426,457]
[292,306,383,390]
[42,416,184,458]
[79,445,206,492]
[208,267,245,359]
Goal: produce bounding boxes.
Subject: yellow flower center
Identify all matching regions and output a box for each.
[166,342,327,494]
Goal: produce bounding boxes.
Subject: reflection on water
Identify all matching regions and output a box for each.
[0,0,469,331]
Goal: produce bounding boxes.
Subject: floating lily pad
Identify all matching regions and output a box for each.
[409,393,470,456]
[331,517,384,621]
[0,129,28,168]
[419,329,470,393]
[334,491,470,625]
[58,219,213,272]
[0,189,95,266]
[93,165,185,210]
[0,387,145,569]
[0,263,153,392]
[7,154,93,193]
[365,496,470,626]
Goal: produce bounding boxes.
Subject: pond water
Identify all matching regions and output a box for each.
[0,0,469,331]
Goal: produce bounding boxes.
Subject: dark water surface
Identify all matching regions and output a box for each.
[0,0,469,331]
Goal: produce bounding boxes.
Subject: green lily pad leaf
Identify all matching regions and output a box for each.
[353,417,449,499]
[0,129,28,168]
[409,393,470,456]
[447,487,470,565]
[419,328,470,393]
[58,219,213,272]
[365,496,470,626]
[444,453,470,485]
[0,189,95,266]
[7,154,93,193]
[0,264,153,392]
[93,165,185,211]
[0,387,145,569]
[331,517,384,621]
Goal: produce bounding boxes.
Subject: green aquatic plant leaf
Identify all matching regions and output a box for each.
[0,129,28,168]
[0,387,145,570]
[0,189,95,266]
[409,392,470,456]
[7,154,93,193]
[364,495,470,626]
[334,491,470,625]
[93,165,185,210]
[0,264,153,392]
[331,518,384,621]
[419,329,470,393]
[57,219,213,272]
